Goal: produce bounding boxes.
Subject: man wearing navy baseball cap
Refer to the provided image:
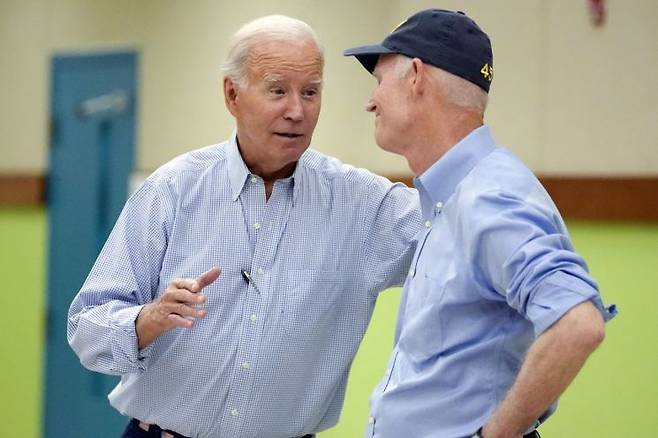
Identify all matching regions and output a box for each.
[345,9,617,438]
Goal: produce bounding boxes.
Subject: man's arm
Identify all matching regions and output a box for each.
[361,177,422,293]
[480,300,605,438]
[68,180,171,375]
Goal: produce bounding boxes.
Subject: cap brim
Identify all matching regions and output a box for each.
[343,44,395,73]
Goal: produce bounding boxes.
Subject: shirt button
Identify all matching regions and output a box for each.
[257,267,264,275]
[435,201,443,209]
[424,220,432,228]
[368,416,375,424]
[241,361,250,369]
[230,408,239,417]
[250,176,258,183]
[253,222,261,230]
[250,313,257,322]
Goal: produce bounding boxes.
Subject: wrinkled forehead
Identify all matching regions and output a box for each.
[246,39,323,82]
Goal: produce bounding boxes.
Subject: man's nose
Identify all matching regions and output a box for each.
[365,99,376,113]
[284,94,304,121]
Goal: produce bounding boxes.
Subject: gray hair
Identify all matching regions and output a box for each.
[395,55,488,112]
[221,15,324,88]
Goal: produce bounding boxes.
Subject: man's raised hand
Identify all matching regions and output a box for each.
[136,267,221,349]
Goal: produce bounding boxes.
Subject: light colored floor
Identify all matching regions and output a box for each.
[2,209,656,437]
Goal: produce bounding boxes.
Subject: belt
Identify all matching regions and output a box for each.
[131,419,315,438]
[474,427,540,438]
[133,419,189,438]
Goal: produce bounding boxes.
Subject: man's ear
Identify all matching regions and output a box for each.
[409,58,427,97]
[223,77,239,116]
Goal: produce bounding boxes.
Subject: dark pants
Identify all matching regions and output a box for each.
[121,419,189,438]
[120,418,315,438]
[524,431,541,438]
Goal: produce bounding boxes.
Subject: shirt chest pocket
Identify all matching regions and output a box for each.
[399,274,447,363]
[279,269,344,340]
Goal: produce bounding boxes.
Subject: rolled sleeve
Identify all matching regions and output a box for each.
[527,271,603,336]
[469,189,617,336]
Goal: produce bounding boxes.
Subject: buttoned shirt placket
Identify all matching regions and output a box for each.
[368,200,441,438]
[218,176,294,437]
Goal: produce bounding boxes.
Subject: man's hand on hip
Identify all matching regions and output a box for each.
[136,267,221,349]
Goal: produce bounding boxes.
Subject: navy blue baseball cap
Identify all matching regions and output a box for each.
[344,9,494,92]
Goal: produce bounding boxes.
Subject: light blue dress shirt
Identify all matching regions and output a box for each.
[366,125,617,438]
[67,135,421,438]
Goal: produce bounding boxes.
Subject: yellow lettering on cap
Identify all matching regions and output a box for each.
[480,63,494,81]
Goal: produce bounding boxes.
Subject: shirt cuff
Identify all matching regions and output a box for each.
[109,305,153,373]
[526,270,617,336]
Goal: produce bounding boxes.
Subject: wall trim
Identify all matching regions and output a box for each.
[0,175,46,207]
[538,176,658,221]
[386,174,658,222]
[1,173,656,221]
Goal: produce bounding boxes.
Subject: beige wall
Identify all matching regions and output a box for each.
[542,0,658,175]
[1,0,49,174]
[1,0,657,175]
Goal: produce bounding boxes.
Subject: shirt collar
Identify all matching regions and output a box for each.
[226,131,302,203]
[227,132,251,201]
[413,124,496,218]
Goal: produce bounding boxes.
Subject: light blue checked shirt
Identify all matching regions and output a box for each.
[67,135,421,438]
[366,125,617,438]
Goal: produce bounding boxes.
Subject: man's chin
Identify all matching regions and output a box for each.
[375,134,396,154]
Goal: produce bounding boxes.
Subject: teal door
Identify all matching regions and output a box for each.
[46,51,137,438]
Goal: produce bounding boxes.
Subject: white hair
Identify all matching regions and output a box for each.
[394,55,488,112]
[394,56,413,79]
[221,15,324,88]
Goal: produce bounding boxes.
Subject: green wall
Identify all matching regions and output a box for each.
[1,208,656,437]
[0,208,45,437]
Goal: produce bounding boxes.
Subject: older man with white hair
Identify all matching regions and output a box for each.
[68,15,421,438]
[345,8,617,438]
